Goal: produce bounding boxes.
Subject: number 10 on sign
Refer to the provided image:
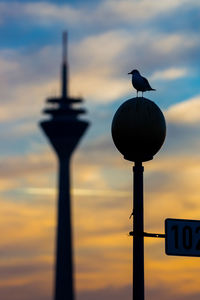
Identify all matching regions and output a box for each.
[165,218,200,257]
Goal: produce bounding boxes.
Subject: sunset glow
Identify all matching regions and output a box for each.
[1,1,200,300]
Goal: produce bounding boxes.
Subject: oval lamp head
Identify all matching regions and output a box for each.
[111,97,166,162]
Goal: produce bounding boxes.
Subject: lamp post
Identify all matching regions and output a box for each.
[111,97,166,300]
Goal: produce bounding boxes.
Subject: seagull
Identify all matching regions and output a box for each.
[128,69,156,97]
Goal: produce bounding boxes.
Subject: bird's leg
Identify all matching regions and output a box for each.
[137,90,138,98]
[142,92,143,98]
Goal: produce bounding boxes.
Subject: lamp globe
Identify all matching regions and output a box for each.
[111,97,166,162]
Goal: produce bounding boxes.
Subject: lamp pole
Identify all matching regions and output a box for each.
[111,97,166,300]
[133,161,144,300]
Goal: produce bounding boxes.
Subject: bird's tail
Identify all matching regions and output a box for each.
[150,88,156,91]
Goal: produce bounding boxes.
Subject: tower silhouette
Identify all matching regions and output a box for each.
[40,32,89,300]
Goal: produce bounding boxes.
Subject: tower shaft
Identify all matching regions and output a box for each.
[55,157,73,300]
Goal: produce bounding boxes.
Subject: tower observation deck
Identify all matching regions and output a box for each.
[40,32,89,300]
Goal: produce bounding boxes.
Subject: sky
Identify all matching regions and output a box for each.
[1,0,200,300]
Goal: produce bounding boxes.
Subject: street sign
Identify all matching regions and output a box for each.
[165,218,200,257]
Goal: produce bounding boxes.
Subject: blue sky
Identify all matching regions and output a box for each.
[1,1,200,300]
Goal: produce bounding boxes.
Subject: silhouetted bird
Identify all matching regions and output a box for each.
[128,69,156,97]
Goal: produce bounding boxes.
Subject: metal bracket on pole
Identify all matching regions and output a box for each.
[129,231,165,238]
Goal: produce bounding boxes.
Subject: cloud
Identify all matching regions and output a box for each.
[0,151,54,179]
[24,2,82,25]
[0,1,81,26]
[0,193,55,300]
[70,30,199,102]
[166,95,200,124]
[151,67,188,80]
[97,0,184,24]
[1,1,200,299]
[2,110,200,299]
[24,187,130,198]
[0,27,198,129]
[78,284,200,300]
[0,0,192,28]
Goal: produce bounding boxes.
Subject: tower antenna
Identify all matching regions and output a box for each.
[62,31,68,98]
[63,31,67,64]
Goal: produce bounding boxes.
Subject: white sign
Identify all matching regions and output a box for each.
[165,218,200,257]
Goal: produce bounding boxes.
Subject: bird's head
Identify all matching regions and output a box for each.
[128,69,140,75]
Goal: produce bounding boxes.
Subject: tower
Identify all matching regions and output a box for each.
[40,32,89,300]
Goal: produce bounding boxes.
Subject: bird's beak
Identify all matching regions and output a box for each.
[128,72,132,75]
